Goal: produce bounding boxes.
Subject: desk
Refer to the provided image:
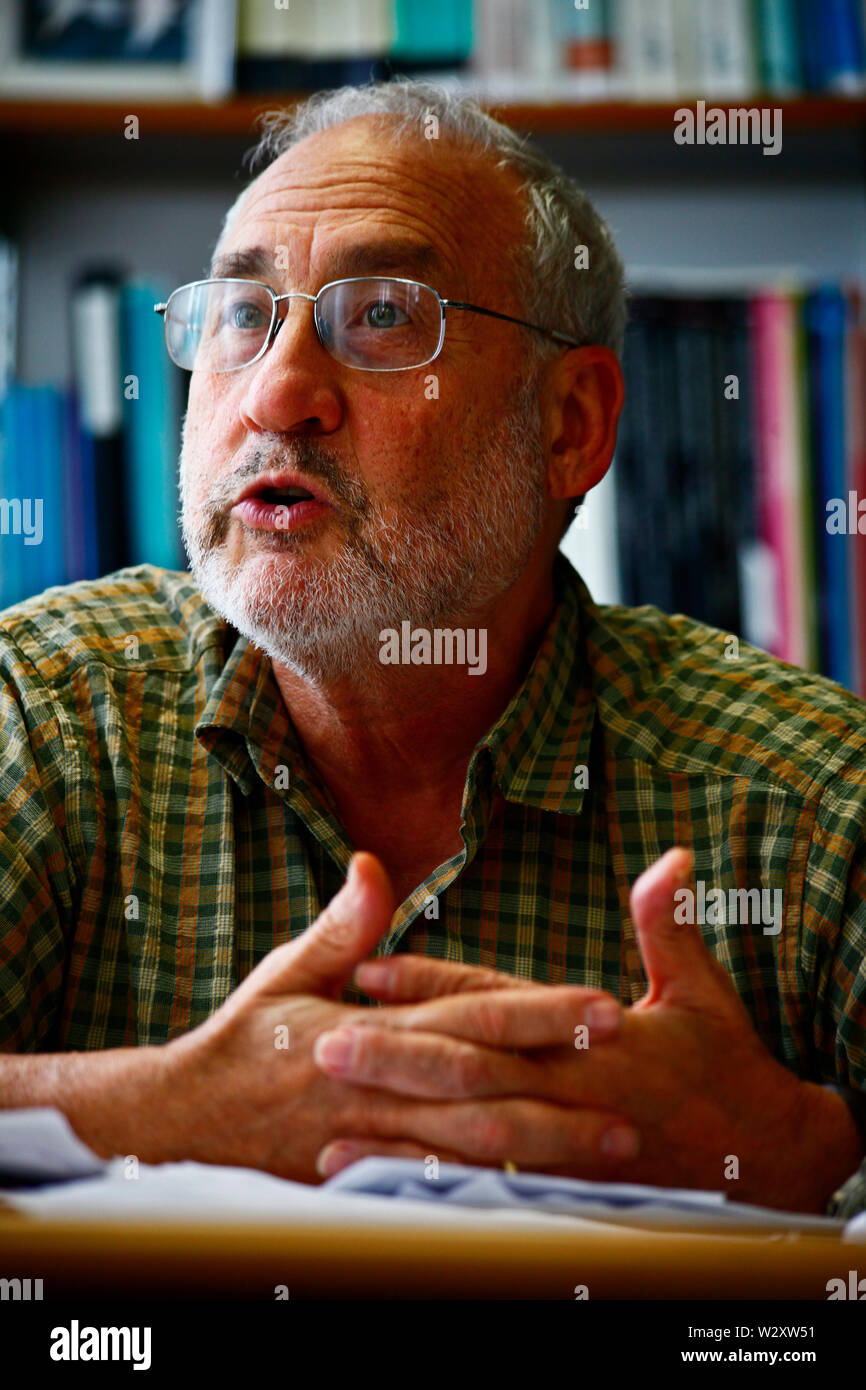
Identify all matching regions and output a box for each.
[0,1209,853,1299]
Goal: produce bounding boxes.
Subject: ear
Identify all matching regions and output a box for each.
[542,346,624,502]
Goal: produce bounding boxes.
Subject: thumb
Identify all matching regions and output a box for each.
[248,852,396,999]
[630,847,743,1014]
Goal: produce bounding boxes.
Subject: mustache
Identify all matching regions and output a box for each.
[208,439,370,517]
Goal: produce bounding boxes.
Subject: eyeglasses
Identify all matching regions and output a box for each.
[153,275,582,373]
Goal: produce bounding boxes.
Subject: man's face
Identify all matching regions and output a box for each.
[179,116,551,683]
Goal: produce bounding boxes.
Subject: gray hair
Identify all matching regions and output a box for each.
[217,78,627,360]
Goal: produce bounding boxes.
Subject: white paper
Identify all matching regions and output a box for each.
[0,1108,850,1238]
[0,1107,106,1182]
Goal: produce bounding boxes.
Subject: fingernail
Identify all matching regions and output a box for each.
[314,1029,358,1073]
[601,1126,640,1160]
[586,1000,620,1037]
[355,961,392,995]
[346,855,360,891]
[317,1141,359,1178]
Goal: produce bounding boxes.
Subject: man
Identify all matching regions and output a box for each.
[1,81,864,1217]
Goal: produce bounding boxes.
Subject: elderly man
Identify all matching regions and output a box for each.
[1,81,865,1218]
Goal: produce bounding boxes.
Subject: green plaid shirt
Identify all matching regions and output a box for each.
[2,552,865,1213]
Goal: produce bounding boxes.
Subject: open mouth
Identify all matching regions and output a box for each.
[254,485,316,505]
[232,482,330,533]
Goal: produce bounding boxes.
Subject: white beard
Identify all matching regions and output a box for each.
[179,375,547,686]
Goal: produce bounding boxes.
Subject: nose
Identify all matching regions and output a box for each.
[237,297,343,438]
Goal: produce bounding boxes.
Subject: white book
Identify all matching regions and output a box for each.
[192,0,237,101]
[671,0,701,99]
[561,460,621,608]
[237,0,316,55]
[694,0,756,99]
[308,0,392,57]
[610,0,677,101]
[0,236,18,398]
[471,0,525,94]
[522,0,559,86]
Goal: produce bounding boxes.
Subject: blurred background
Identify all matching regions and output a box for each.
[1,0,865,690]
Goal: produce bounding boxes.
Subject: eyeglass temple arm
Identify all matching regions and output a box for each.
[154,303,167,315]
[441,299,581,348]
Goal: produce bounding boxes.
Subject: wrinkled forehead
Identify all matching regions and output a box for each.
[218,116,529,302]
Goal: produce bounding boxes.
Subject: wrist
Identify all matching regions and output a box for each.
[790,1080,865,1214]
[49,1042,185,1165]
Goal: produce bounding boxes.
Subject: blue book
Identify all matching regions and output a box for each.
[121,282,183,572]
[0,385,24,609]
[806,287,850,689]
[803,0,864,90]
[390,0,473,63]
[13,387,42,604]
[797,0,822,88]
[756,0,803,92]
[62,390,86,582]
[36,386,67,594]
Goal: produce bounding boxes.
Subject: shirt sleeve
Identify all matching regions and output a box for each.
[805,782,866,1214]
[0,632,74,1051]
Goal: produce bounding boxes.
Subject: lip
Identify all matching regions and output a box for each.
[230,470,334,534]
[232,495,331,532]
[232,471,331,509]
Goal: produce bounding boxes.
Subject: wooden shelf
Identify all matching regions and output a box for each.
[1,95,865,137]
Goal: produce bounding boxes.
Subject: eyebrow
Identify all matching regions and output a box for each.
[209,239,448,286]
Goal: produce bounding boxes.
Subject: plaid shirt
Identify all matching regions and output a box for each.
[1,552,865,1213]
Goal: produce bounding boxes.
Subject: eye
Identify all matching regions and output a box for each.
[224,299,269,331]
[362,299,409,329]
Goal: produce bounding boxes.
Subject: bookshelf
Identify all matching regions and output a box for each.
[1,66,865,684]
[1,95,866,135]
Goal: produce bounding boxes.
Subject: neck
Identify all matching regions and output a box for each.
[270,559,558,809]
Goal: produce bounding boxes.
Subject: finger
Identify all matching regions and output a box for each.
[354,954,534,1003]
[371,1096,641,1172]
[316,1139,464,1179]
[314,1022,627,1109]
[371,985,622,1049]
[315,1025,534,1098]
[630,848,748,1016]
[241,853,395,999]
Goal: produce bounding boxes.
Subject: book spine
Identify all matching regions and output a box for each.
[755,0,803,95]
[71,271,129,578]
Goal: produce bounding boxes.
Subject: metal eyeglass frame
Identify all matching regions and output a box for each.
[153,275,583,373]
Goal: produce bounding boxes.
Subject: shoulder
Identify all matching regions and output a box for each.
[0,564,225,693]
[580,590,866,796]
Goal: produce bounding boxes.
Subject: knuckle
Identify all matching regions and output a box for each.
[465,1107,512,1160]
[453,1043,487,1095]
[473,995,508,1046]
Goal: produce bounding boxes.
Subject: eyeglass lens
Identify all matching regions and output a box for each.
[164,278,444,372]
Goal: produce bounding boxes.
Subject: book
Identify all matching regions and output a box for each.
[121,282,183,572]
[749,288,814,671]
[755,0,803,95]
[805,286,850,687]
[844,287,866,695]
[610,0,678,101]
[0,236,18,399]
[70,269,129,579]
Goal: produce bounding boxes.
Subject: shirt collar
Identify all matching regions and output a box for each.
[472,549,596,815]
[195,620,305,796]
[195,549,596,816]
